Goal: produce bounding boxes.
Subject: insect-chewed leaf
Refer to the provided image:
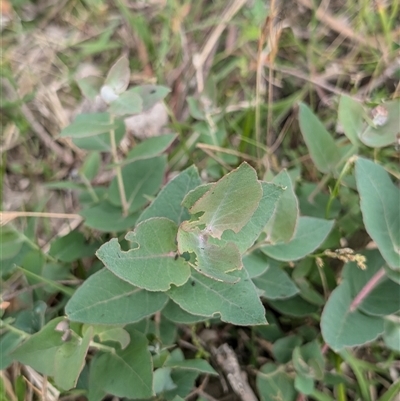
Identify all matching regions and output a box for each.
[177,222,242,283]
[96,218,191,291]
[188,162,262,239]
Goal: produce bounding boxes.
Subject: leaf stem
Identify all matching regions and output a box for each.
[109,114,129,216]
[349,268,386,312]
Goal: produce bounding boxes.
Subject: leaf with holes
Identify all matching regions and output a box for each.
[96,218,191,291]
[167,268,266,326]
[187,162,262,239]
[177,222,241,283]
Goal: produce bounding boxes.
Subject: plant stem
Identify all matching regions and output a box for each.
[17,266,74,297]
[325,155,355,219]
[109,114,129,216]
[350,268,386,312]
[0,320,30,339]
[334,354,348,401]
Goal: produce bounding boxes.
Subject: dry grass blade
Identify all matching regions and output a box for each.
[193,0,247,93]
[0,211,81,226]
[296,0,382,52]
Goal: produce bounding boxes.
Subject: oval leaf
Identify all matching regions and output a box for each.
[298,102,341,174]
[261,216,334,261]
[265,169,299,243]
[321,281,384,351]
[355,158,400,270]
[104,55,130,95]
[65,269,168,324]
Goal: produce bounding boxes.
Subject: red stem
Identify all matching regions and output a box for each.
[349,268,386,312]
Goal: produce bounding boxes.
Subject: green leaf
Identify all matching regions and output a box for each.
[80,200,138,232]
[0,332,25,369]
[130,85,171,111]
[164,359,217,375]
[265,169,299,243]
[96,218,191,291]
[217,182,282,253]
[295,278,325,306]
[256,363,297,401]
[76,76,103,100]
[153,367,177,394]
[268,295,319,317]
[162,300,208,324]
[0,226,23,261]
[293,341,325,380]
[60,113,119,138]
[138,165,202,225]
[88,330,154,400]
[69,114,125,151]
[355,158,400,270]
[385,265,400,284]
[10,318,65,376]
[177,223,242,283]
[243,252,270,278]
[86,325,130,349]
[187,162,263,239]
[160,349,201,400]
[54,327,92,390]
[108,156,167,213]
[321,281,384,351]
[272,335,303,363]
[80,152,101,181]
[65,269,168,324]
[298,102,341,174]
[181,183,213,209]
[125,133,177,163]
[253,263,299,299]
[295,373,314,395]
[104,55,130,95]
[187,97,206,120]
[49,231,99,262]
[360,100,400,147]
[108,88,143,116]
[261,217,334,261]
[383,318,400,352]
[167,268,267,326]
[343,250,400,316]
[338,95,364,146]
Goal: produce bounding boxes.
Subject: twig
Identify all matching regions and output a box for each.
[213,343,258,401]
